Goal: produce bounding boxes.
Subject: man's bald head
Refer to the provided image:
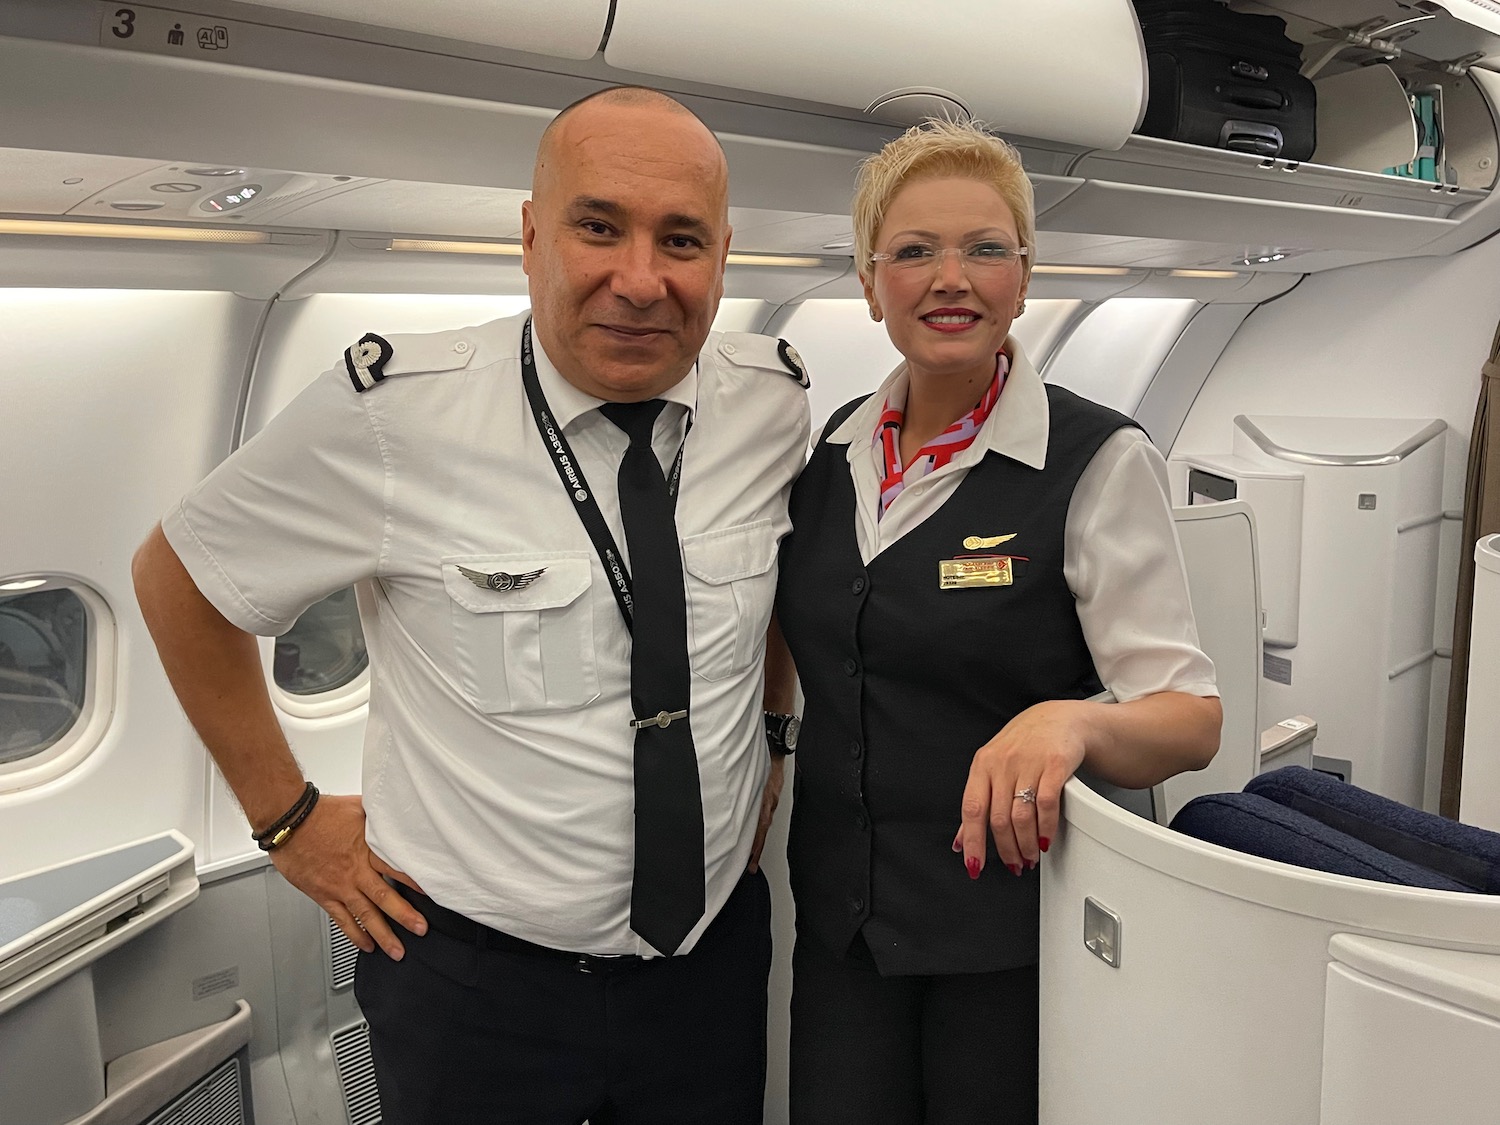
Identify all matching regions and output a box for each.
[536,86,724,168]
[520,84,735,402]
[534,86,728,202]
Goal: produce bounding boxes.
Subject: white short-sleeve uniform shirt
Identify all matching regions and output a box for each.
[164,311,811,956]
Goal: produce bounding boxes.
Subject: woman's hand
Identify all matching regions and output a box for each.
[953,700,1092,877]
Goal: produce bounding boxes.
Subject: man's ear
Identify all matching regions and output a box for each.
[520,199,536,275]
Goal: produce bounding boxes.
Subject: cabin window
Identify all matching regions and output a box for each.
[273,586,368,697]
[0,584,94,768]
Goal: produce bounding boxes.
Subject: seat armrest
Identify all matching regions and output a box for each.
[1260,715,1318,771]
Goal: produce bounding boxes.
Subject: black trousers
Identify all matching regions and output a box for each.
[788,931,1039,1125]
[355,870,772,1125]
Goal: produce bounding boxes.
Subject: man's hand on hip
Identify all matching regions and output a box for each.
[269,793,428,958]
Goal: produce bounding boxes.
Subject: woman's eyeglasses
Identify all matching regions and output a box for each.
[869,241,1029,272]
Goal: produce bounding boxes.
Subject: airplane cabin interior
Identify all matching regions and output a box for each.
[1,0,1499,1122]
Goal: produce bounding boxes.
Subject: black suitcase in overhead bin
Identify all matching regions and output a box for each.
[1134,0,1316,162]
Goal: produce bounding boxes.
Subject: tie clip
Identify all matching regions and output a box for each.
[630,709,688,730]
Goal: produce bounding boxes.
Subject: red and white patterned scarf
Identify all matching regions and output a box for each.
[874,353,1010,520]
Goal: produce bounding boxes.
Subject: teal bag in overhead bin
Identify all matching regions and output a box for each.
[1385,89,1441,182]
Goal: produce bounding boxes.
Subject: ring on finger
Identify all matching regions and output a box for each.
[1014,787,1037,805]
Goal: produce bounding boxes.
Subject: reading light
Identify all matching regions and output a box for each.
[0,219,270,243]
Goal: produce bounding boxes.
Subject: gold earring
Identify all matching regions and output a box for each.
[869,307,882,322]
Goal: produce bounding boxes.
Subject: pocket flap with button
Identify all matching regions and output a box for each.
[680,520,778,585]
[441,554,592,614]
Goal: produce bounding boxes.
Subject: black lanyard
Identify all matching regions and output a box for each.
[520,317,689,633]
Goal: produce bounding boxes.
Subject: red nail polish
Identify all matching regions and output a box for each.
[952,838,963,853]
[1007,863,1022,877]
[966,857,981,880]
[1039,836,1051,852]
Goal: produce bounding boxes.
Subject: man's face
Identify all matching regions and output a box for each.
[522,101,731,402]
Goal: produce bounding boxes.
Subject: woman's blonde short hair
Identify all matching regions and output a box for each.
[852,118,1036,282]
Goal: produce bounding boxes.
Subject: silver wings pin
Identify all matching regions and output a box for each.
[455,565,547,592]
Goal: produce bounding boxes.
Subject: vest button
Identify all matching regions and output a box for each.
[848,896,865,915]
[847,740,862,759]
[843,658,858,676]
[851,576,866,595]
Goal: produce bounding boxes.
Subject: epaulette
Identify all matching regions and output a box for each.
[344,328,477,393]
[716,332,810,389]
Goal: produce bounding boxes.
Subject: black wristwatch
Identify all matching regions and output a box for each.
[764,711,801,756]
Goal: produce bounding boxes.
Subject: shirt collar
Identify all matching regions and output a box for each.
[827,337,1050,471]
[529,319,700,432]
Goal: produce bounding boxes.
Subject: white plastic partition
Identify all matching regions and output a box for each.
[1162,502,1262,821]
[1319,935,1500,1125]
[1461,534,1500,832]
[1039,779,1500,1125]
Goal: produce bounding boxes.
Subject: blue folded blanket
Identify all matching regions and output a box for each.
[1246,766,1500,893]
[1170,790,1473,891]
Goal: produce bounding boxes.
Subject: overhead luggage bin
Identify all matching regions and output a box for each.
[230,0,612,61]
[604,0,1149,151]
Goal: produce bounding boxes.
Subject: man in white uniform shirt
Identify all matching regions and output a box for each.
[133,87,810,1123]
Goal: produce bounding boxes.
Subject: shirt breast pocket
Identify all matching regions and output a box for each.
[441,553,599,714]
[681,519,778,682]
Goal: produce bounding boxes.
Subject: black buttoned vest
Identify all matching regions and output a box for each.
[777,385,1135,975]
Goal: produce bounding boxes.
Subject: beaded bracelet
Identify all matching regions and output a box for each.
[252,781,318,849]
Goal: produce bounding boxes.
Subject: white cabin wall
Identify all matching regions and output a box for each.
[1176,234,1500,809]
[0,289,261,877]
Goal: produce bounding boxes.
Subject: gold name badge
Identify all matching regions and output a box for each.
[939,557,1013,589]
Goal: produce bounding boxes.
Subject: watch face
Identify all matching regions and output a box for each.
[784,715,800,750]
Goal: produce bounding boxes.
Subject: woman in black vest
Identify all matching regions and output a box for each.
[774,119,1223,1124]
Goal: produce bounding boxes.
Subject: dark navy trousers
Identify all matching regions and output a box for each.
[355,870,772,1125]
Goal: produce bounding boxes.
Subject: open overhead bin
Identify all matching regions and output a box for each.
[1035,0,1500,270]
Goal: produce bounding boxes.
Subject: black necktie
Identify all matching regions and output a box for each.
[600,399,705,956]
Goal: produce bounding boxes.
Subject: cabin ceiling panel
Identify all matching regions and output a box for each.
[727,212,855,255]
[1030,175,1088,218]
[269,182,529,239]
[1041,180,1457,255]
[2,149,166,214]
[0,36,555,193]
[1033,231,1387,273]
